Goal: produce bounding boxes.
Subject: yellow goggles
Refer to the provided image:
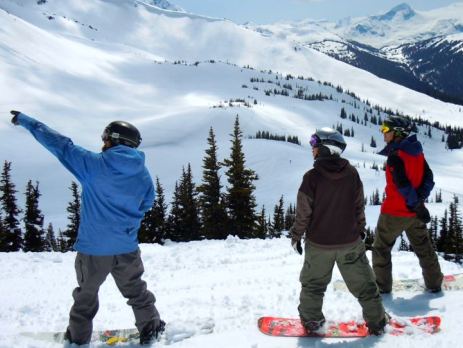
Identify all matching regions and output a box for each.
[380,124,391,134]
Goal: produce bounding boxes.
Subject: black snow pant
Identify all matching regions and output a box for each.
[67,248,160,345]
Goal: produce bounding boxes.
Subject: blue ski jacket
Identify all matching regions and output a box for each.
[17,113,155,255]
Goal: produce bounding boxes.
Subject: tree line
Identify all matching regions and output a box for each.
[0,116,294,252]
[0,160,80,252]
[249,130,301,145]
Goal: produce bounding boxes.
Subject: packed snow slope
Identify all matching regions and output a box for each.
[0,239,463,347]
[1,0,461,121]
[1,0,462,229]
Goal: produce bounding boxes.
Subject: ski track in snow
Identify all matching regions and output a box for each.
[0,238,462,347]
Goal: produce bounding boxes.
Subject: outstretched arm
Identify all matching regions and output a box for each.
[11,111,98,183]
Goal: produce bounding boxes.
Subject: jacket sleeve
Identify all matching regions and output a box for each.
[387,152,418,208]
[17,113,98,183]
[290,173,313,241]
[416,159,434,200]
[140,179,155,213]
[354,171,366,233]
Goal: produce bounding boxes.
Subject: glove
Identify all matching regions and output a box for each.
[415,203,431,223]
[409,201,431,224]
[10,110,20,125]
[291,238,303,255]
[359,229,373,250]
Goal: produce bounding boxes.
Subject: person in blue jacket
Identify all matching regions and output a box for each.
[10,110,164,346]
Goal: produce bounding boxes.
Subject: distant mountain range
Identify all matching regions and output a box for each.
[149,0,185,12]
[247,3,463,105]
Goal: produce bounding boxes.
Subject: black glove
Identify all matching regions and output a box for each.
[415,204,431,224]
[409,201,431,224]
[10,110,20,125]
[360,229,373,250]
[291,238,303,255]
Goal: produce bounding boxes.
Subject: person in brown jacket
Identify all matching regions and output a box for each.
[290,127,387,335]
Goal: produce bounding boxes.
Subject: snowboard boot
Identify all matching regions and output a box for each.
[426,286,442,293]
[63,328,88,345]
[302,319,326,333]
[367,313,390,336]
[63,329,72,344]
[140,319,166,345]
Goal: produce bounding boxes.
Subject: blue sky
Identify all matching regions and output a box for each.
[172,0,462,24]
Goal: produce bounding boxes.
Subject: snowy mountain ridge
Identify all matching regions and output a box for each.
[148,0,185,12]
[246,2,463,105]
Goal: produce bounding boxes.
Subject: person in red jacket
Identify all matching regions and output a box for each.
[372,115,443,294]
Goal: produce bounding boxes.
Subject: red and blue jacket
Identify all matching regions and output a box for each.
[379,135,434,217]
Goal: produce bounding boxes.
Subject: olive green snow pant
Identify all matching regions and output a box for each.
[372,213,443,293]
[67,249,160,345]
[298,240,385,327]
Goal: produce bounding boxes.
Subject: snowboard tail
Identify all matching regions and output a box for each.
[258,316,441,338]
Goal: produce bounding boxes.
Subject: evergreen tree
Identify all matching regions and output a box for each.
[139,177,168,244]
[0,161,22,251]
[165,182,182,242]
[197,127,228,239]
[364,226,375,250]
[56,229,67,252]
[44,223,57,252]
[222,115,258,238]
[151,177,168,244]
[63,181,80,251]
[437,209,448,253]
[284,204,296,231]
[181,164,201,241]
[23,180,45,252]
[370,136,377,148]
[166,165,201,242]
[340,107,347,119]
[255,206,268,239]
[138,207,154,244]
[435,189,443,203]
[399,234,409,251]
[0,209,5,251]
[269,195,285,238]
[446,196,463,262]
[370,189,381,205]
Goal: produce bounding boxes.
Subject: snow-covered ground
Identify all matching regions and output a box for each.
[0,238,462,347]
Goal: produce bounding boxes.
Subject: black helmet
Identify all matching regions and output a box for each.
[310,127,346,156]
[102,121,142,148]
[381,115,411,138]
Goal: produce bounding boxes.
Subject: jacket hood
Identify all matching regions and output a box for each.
[378,134,422,157]
[102,145,146,175]
[314,157,350,179]
[398,134,422,156]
